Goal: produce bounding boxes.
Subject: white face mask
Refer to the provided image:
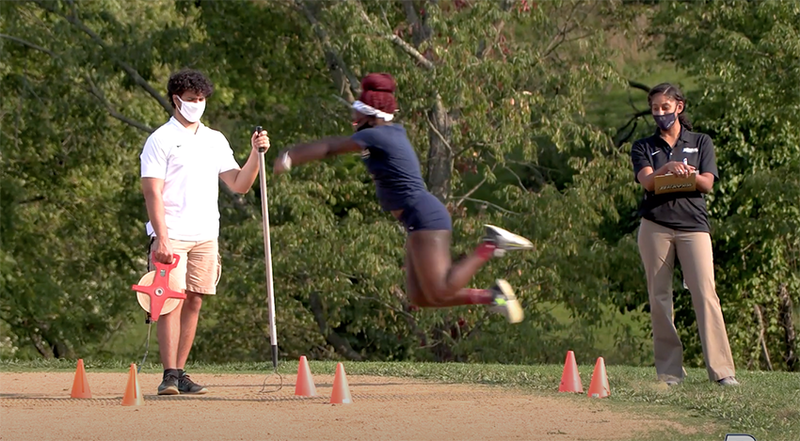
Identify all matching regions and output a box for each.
[175,96,206,123]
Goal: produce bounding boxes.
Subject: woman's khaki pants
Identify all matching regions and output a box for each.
[637,218,736,382]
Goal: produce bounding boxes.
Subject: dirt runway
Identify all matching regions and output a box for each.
[0,371,694,441]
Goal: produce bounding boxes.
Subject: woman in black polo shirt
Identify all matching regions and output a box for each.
[630,83,738,387]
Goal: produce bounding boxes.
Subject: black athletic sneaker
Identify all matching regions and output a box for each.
[157,373,179,396]
[482,225,534,257]
[488,279,525,324]
[178,372,208,394]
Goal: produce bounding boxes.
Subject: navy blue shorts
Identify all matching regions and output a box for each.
[398,192,452,233]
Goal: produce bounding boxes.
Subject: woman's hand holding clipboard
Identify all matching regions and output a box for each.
[654,159,697,195]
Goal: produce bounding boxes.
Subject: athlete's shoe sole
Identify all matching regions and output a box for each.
[488,279,524,324]
[157,376,180,396]
[483,225,534,257]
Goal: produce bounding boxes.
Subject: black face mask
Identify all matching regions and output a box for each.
[653,112,677,131]
[353,118,373,132]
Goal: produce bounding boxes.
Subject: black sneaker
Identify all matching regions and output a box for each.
[157,373,179,396]
[178,372,208,394]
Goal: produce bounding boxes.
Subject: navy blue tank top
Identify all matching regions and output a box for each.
[350,124,428,211]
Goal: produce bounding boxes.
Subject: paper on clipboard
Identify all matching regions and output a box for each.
[654,172,697,195]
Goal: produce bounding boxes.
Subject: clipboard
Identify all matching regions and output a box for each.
[654,172,697,195]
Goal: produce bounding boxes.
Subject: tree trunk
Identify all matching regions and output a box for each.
[30,334,51,359]
[753,304,773,371]
[778,284,797,371]
[308,292,364,361]
[430,323,456,362]
[426,94,454,202]
[51,340,72,359]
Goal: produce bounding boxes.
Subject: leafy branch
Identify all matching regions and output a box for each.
[543,0,583,58]
[0,33,56,57]
[0,32,153,133]
[614,80,652,146]
[30,0,173,114]
[83,75,154,133]
[308,292,364,361]
[355,0,435,71]
[295,0,360,101]
[454,197,521,215]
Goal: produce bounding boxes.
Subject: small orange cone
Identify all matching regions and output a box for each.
[295,356,317,397]
[329,362,352,404]
[587,357,610,398]
[558,351,583,393]
[121,363,143,406]
[70,359,92,398]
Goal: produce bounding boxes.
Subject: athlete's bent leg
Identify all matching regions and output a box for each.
[406,230,525,323]
[406,230,490,306]
[398,190,533,322]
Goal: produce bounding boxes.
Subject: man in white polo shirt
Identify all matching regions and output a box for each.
[140,69,270,395]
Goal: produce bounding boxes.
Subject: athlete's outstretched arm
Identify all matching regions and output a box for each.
[274,136,361,174]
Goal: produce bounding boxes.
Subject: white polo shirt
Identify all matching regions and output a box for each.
[140,117,240,241]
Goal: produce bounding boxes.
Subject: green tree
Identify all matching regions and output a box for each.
[1,0,656,367]
[191,0,645,363]
[0,0,173,358]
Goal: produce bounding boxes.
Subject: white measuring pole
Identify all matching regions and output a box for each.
[255,126,278,369]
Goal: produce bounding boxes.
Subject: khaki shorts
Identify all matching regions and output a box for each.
[148,237,222,295]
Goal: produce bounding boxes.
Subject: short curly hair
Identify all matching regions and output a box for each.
[167,69,214,108]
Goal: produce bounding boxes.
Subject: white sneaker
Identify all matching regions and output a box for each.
[482,225,534,257]
[488,279,524,324]
[717,376,740,386]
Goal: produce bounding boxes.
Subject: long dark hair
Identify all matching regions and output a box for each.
[647,83,692,131]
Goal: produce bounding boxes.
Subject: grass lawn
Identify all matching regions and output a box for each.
[2,358,796,441]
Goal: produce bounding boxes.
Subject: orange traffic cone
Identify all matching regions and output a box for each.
[295,356,317,397]
[587,357,610,398]
[121,363,143,406]
[558,351,583,393]
[329,362,352,404]
[70,359,92,398]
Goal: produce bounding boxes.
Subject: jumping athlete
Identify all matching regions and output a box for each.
[273,73,533,323]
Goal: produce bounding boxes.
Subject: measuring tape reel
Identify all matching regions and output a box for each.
[131,254,185,321]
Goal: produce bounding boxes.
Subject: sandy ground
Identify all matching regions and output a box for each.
[0,371,694,441]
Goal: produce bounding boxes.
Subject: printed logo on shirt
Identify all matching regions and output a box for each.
[651,150,660,156]
[683,147,698,153]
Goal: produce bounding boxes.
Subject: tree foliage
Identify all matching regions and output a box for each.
[1,0,796,371]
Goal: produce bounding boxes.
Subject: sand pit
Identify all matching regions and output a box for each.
[1,371,694,440]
